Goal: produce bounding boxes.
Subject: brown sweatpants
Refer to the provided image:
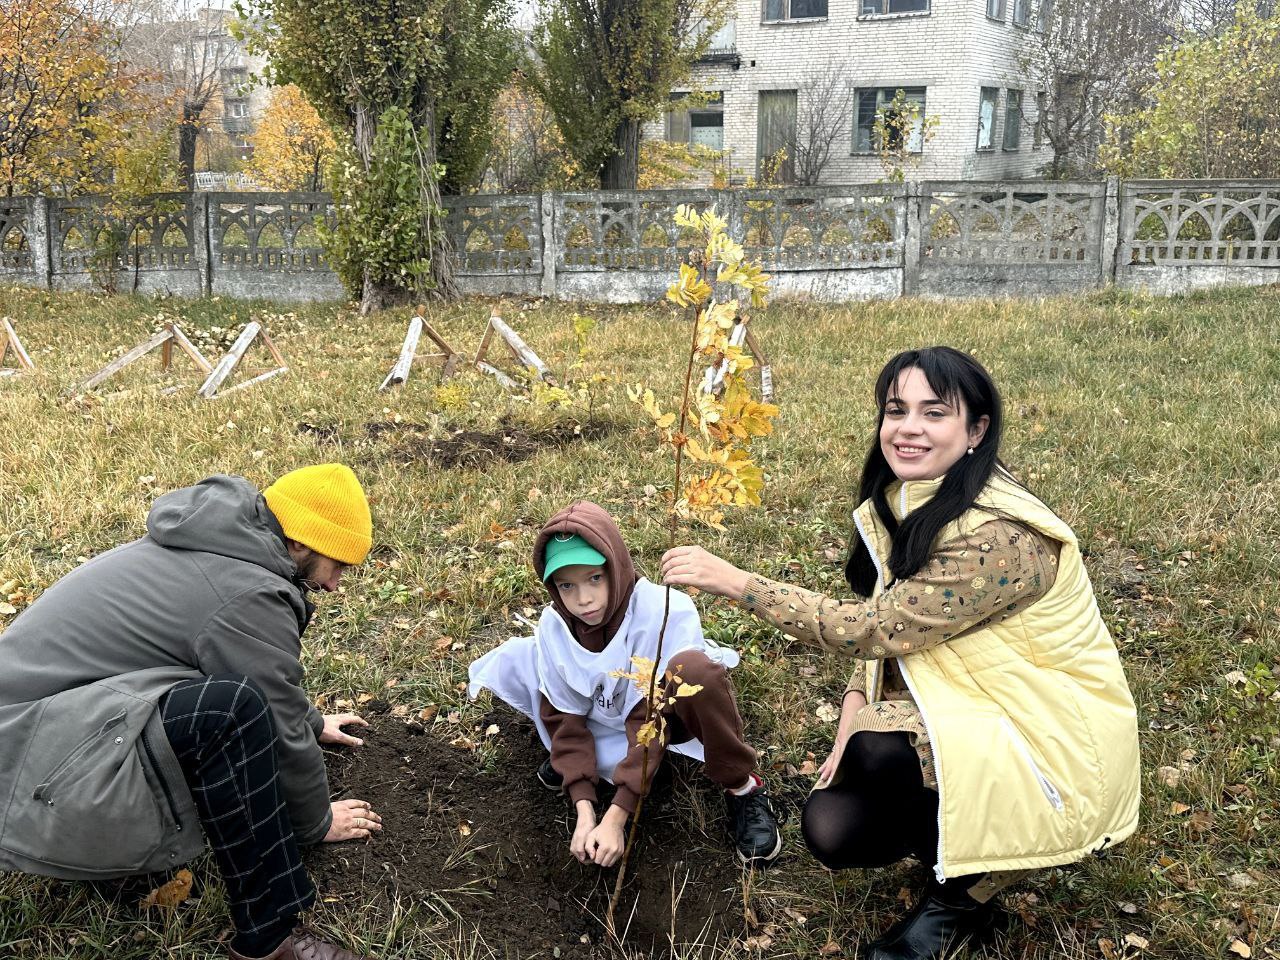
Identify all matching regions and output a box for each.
[657,649,757,791]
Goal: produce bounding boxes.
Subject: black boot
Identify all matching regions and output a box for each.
[865,881,1003,959]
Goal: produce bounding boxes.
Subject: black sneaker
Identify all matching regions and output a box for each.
[725,780,782,865]
[536,757,564,794]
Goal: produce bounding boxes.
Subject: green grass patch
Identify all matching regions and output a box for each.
[0,283,1277,958]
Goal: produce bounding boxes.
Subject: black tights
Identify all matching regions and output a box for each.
[802,731,940,869]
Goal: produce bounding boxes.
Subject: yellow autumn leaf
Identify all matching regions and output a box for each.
[675,682,703,698]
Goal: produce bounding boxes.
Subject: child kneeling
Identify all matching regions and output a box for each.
[468,500,780,866]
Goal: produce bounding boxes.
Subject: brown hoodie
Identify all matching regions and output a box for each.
[534,501,660,814]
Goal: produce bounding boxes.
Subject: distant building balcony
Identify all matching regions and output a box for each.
[696,20,740,66]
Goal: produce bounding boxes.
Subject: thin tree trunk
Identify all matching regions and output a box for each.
[600,118,641,189]
[178,103,200,190]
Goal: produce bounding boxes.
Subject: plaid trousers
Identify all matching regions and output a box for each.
[161,674,316,948]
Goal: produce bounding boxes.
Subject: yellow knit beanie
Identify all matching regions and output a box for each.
[263,464,372,565]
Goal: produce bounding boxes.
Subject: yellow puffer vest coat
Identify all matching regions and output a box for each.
[852,470,1141,879]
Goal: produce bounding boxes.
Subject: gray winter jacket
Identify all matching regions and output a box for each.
[0,475,333,880]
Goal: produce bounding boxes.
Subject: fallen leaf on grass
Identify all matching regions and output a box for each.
[418,706,438,723]
[815,701,838,723]
[1228,939,1251,958]
[141,869,193,908]
[1123,933,1150,950]
[458,821,472,837]
[1156,766,1181,788]
[1188,809,1215,835]
[1098,937,1118,959]
[797,760,817,775]
[818,941,841,956]
[450,736,477,750]
[1118,901,1139,915]
[0,603,15,616]
[1169,802,1192,815]
[484,724,500,737]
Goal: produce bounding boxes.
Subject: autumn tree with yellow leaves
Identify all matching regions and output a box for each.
[606,204,777,935]
[0,0,163,196]
[248,85,336,191]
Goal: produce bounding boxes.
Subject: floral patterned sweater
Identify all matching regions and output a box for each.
[739,518,1060,788]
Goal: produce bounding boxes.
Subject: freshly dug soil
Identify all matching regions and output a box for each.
[306,711,797,958]
[294,417,616,470]
[393,419,616,470]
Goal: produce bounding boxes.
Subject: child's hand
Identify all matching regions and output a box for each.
[586,804,628,867]
[570,800,596,864]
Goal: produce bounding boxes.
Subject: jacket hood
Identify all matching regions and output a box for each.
[534,501,637,652]
[146,475,297,580]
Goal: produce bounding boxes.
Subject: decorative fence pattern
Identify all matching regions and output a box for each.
[920,182,1104,264]
[2,180,1278,302]
[446,194,542,274]
[1,198,34,272]
[1120,181,1280,265]
[52,194,195,273]
[210,193,334,271]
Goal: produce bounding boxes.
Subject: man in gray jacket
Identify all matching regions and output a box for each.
[0,464,383,960]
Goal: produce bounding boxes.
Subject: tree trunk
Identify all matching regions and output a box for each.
[178,103,201,190]
[353,98,457,315]
[599,118,641,189]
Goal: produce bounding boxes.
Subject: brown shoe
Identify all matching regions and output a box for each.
[227,927,373,960]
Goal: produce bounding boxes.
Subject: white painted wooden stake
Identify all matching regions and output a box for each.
[380,316,423,391]
[474,312,553,388]
[1,318,35,375]
[198,322,289,399]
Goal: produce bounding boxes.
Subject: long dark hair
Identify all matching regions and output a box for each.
[845,346,1005,597]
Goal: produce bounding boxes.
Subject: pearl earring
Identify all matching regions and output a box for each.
[967,446,974,455]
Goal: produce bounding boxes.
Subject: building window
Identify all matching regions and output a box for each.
[854,87,927,153]
[1036,0,1052,30]
[667,92,725,151]
[1034,91,1047,148]
[225,98,248,119]
[1003,89,1023,149]
[986,0,1005,19]
[861,0,929,14]
[763,0,827,21]
[977,87,999,150]
[1012,0,1029,24]
[757,89,797,181]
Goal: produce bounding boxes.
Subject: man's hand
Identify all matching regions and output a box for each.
[320,713,368,747]
[570,799,597,864]
[324,799,382,842]
[585,804,628,867]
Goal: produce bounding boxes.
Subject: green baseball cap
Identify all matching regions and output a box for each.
[543,532,606,581]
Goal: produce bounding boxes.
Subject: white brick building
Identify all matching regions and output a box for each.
[646,0,1053,183]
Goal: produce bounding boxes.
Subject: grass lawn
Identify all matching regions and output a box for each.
[0,283,1277,960]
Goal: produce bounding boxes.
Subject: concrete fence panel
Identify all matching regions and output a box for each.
[2,180,1279,304]
[916,180,1108,298]
[1116,181,1280,294]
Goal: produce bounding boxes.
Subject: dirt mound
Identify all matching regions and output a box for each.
[393,419,616,469]
[294,417,616,469]
[307,712,785,958]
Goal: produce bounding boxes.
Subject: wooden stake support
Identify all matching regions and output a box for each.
[75,323,211,393]
[474,311,554,389]
[0,318,35,377]
[197,322,289,399]
[700,315,775,402]
[379,305,464,391]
